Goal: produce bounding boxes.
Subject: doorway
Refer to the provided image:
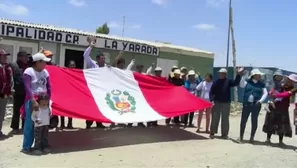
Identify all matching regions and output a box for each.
[64,49,84,69]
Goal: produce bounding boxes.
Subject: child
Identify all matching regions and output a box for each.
[31,93,51,155]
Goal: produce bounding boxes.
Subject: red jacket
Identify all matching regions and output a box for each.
[0,63,13,98]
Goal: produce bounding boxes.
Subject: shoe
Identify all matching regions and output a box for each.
[265,139,271,145]
[249,138,255,144]
[221,135,229,139]
[279,142,285,147]
[60,125,65,129]
[127,124,133,128]
[33,149,43,155]
[195,129,200,133]
[236,137,243,144]
[209,134,215,139]
[66,124,74,129]
[21,148,31,154]
[137,123,146,128]
[96,124,106,129]
[86,125,91,129]
[43,148,51,153]
[188,124,195,128]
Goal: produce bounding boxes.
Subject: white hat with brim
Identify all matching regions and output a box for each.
[286,74,297,83]
[249,69,265,79]
[172,65,178,69]
[154,67,162,71]
[32,53,51,62]
[174,69,181,74]
[218,68,227,73]
[187,70,196,76]
[181,67,187,71]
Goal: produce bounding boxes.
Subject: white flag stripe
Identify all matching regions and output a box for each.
[84,67,166,123]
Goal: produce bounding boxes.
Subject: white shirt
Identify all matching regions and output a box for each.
[24,67,49,95]
[31,107,51,127]
[196,81,213,100]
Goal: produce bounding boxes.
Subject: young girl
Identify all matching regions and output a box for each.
[262,74,297,146]
[196,74,213,133]
[31,93,51,154]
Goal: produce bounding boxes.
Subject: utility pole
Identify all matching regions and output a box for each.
[230,4,238,103]
[122,16,126,38]
[225,0,232,69]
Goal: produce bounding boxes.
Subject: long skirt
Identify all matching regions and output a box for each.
[22,100,34,150]
[262,105,292,138]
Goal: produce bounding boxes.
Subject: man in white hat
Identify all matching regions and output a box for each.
[166,69,184,125]
[209,67,244,139]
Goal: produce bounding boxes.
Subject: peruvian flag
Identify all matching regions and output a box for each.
[46,66,212,123]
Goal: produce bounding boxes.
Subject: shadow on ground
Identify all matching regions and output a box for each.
[49,125,207,154]
[230,138,297,151]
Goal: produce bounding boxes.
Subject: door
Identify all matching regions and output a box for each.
[157,58,178,77]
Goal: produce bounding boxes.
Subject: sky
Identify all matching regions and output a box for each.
[1,0,297,71]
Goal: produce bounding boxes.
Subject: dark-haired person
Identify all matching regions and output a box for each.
[10,51,30,133]
[22,53,51,153]
[59,60,76,129]
[196,73,213,133]
[83,41,107,129]
[0,49,13,138]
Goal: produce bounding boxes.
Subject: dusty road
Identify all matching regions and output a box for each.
[1,109,297,168]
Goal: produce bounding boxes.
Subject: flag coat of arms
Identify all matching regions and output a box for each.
[46,66,212,123]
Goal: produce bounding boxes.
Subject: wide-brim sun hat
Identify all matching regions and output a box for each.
[154,67,162,71]
[249,69,265,78]
[32,53,51,62]
[174,69,181,74]
[286,74,297,83]
[187,70,196,76]
[218,68,227,73]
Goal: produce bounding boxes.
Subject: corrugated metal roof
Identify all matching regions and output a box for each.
[0,18,214,55]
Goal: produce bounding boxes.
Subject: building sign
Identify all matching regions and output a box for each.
[97,39,159,56]
[0,23,160,56]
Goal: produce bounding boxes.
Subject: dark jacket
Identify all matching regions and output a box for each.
[10,61,27,95]
[0,63,13,98]
[209,75,241,103]
[169,77,184,86]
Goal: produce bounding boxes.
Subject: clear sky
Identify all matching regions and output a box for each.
[1,0,297,71]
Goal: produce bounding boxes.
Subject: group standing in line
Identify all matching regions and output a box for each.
[1,41,297,155]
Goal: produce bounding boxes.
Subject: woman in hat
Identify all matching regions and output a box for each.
[262,74,297,146]
[22,53,52,153]
[196,73,213,133]
[237,69,268,143]
[184,70,202,127]
[168,66,178,83]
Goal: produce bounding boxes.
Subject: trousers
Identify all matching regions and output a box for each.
[240,103,262,139]
[0,98,8,133]
[11,94,25,130]
[210,101,231,136]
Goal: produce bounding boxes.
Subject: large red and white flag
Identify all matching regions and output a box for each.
[46,66,212,123]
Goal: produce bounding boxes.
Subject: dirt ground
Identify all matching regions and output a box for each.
[1,108,297,168]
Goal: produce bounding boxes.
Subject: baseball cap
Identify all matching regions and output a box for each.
[32,53,51,62]
[17,51,30,57]
[218,68,227,73]
[0,49,10,56]
[154,67,162,71]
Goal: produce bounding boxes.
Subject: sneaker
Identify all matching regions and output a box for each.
[188,124,195,128]
[21,148,31,154]
[249,138,255,144]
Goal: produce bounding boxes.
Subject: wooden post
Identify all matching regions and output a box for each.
[230,7,238,103]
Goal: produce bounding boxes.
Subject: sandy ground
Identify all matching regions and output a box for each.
[1,108,297,168]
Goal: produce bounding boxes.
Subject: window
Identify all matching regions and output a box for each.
[0,44,14,63]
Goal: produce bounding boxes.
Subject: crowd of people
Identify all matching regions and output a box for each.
[0,40,297,155]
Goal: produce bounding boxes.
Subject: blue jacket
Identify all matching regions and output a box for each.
[243,80,265,104]
[184,76,203,95]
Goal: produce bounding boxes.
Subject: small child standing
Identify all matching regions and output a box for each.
[31,93,51,155]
